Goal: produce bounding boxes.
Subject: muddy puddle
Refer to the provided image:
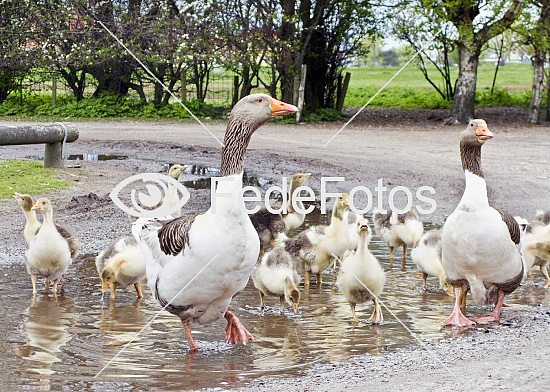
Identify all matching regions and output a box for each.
[166,164,273,190]
[2,212,550,390]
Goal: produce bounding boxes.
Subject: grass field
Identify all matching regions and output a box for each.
[343,64,536,109]
[0,161,70,199]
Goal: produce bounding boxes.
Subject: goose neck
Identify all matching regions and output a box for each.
[220,119,253,177]
[459,141,489,209]
[24,209,39,226]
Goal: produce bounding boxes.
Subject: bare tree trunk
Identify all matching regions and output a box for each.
[528,50,546,124]
[446,45,479,124]
[546,69,550,121]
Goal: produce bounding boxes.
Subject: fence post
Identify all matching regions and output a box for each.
[296,64,307,123]
[233,76,239,106]
[180,69,187,103]
[336,72,351,112]
[293,72,299,106]
[52,72,57,107]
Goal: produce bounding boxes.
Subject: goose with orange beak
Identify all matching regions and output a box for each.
[132,94,297,352]
[441,119,523,327]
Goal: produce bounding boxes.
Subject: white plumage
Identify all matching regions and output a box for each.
[410,229,453,296]
[337,218,385,323]
[132,94,298,351]
[96,236,146,301]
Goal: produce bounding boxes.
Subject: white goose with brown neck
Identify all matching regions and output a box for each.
[133,94,298,351]
[441,119,523,327]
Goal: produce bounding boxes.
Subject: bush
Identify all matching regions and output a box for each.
[0,93,227,120]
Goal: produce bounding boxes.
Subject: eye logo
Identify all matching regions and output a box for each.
[110,173,190,218]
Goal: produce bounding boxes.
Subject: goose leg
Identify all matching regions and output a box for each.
[224,311,254,345]
[45,278,50,293]
[388,246,394,269]
[31,274,38,294]
[444,286,475,327]
[279,295,285,314]
[540,262,550,288]
[316,273,322,287]
[402,244,408,271]
[109,283,117,301]
[471,290,506,324]
[182,319,198,352]
[422,273,428,289]
[369,298,383,324]
[52,278,59,295]
[349,302,358,323]
[259,290,265,311]
[304,271,310,289]
[134,282,143,299]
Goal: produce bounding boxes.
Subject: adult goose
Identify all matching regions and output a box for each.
[250,172,311,250]
[96,236,146,301]
[25,198,76,294]
[373,209,423,270]
[133,94,298,351]
[441,119,523,327]
[284,194,350,288]
[14,193,80,258]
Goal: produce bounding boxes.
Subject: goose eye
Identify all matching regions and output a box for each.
[258,98,263,103]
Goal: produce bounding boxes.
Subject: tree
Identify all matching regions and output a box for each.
[515,0,550,124]
[0,0,38,103]
[418,0,524,124]
[395,18,458,101]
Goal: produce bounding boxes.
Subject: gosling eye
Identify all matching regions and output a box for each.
[258,98,263,103]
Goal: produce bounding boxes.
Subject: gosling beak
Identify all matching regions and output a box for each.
[270,98,298,116]
[182,165,189,172]
[292,303,299,315]
[101,281,109,293]
[14,192,22,200]
[31,203,40,211]
[476,124,493,141]
[360,225,369,232]
[305,173,312,177]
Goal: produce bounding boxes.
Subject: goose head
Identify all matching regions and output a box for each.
[14,193,34,212]
[442,278,454,297]
[100,267,116,293]
[284,277,301,314]
[31,198,53,216]
[332,193,349,219]
[356,218,373,243]
[168,164,188,180]
[290,172,311,189]
[221,94,297,176]
[461,119,493,146]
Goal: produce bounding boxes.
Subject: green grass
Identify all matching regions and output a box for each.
[343,64,535,109]
[0,161,70,199]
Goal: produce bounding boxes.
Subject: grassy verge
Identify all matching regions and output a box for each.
[0,161,70,199]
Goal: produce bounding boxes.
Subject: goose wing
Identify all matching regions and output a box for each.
[496,209,521,245]
[157,213,201,256]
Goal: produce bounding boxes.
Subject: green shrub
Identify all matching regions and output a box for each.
[0,93,227,120]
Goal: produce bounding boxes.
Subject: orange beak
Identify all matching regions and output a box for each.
[270,98,298,116]
[292,303,299,315]
[101,281,109,293]
[31,203,40,211]
[476,124,493,140]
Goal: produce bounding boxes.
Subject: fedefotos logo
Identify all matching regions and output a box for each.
[110,173,190,218]
[110,173,436,219]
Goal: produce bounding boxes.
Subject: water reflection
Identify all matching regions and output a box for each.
[2,212,550,390]
[14,294,77,390]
